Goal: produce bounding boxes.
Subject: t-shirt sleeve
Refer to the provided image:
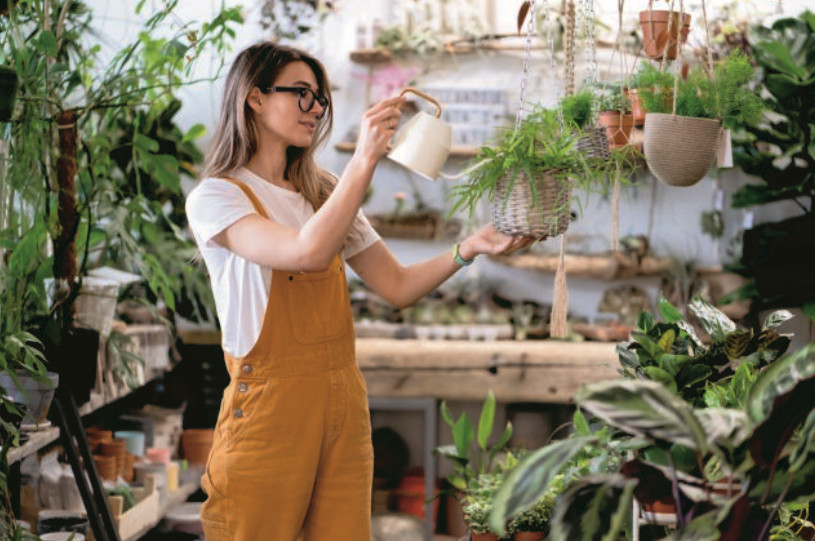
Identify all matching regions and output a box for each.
[344,209,381,259]
[185,179,257,250]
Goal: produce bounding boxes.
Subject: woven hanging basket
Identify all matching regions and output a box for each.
[575,127,611,161]
[644,113,722,187]
[492,171,572,237]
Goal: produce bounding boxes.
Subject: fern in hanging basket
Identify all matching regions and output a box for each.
[638,50,764,187]
[449,107,605,237]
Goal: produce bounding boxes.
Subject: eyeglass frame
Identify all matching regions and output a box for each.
[265,86,329,114]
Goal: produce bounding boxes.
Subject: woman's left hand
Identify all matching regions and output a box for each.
[458,224,542,261]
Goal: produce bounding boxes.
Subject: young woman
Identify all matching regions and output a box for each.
[185,42,536,540]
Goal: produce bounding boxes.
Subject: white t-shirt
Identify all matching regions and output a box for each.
[185,166,380,357]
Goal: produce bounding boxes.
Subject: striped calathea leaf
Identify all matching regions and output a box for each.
[548,474,636,541]
[576,380,708,452]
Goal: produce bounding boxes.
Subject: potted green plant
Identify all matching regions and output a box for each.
[450,106,598,238]
[638,49,764,186]
[594,85,634,149]
[560,89,610,161]
[639,0,691,61]
[437,390,513,538]
[464,472,503,541]
[618,294,792,408]
[0,64,18,121]
[508,493,553,540]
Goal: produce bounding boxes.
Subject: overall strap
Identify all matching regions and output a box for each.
[220,177,270,220]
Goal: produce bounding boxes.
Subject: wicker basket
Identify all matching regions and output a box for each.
[575,127,611,161]
[492,171,572,237]
[644,113,722,187]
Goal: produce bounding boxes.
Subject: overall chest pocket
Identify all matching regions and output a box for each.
[285,264,350,344]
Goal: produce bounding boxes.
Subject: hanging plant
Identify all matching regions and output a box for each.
[258,0,336,42]
[640,49,763,187]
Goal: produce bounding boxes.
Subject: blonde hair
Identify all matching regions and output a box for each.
[204,42,365,244]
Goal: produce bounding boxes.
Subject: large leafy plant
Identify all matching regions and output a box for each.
[728,11,815,317]
[490,316,815,541]
[618,295,792,407]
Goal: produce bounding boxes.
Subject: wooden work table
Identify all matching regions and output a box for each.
[356,338,620,403]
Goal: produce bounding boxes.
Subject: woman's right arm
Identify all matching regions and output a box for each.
[210,96,404,272]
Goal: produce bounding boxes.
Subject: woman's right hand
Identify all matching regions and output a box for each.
[354,95,406,165]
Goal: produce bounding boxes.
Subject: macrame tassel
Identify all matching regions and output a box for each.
[550,235,569,339]
[610,178,622,252]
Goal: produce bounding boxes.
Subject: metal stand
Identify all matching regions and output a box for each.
[369,396,437,541]
[52,385,121,541]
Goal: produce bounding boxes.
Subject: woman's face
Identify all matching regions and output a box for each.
[253,60,327,148]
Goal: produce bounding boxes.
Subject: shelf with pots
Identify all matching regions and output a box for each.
[488,250,675,281]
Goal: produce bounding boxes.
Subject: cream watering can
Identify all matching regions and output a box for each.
[387,88,452,181]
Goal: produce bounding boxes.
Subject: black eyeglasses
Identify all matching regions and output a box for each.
[267,86,329,113]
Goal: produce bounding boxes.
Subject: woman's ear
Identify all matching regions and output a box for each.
[246,87,264,114]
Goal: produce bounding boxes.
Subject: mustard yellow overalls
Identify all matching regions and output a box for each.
[200,178,373,540]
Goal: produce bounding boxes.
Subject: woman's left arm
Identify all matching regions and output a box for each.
[347,224,538,309]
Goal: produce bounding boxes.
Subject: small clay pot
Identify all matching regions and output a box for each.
[598,111,635,148]
[639,10,691,61]
[515,532,545,541]
[625,89,646,127]
[471,532,500,541]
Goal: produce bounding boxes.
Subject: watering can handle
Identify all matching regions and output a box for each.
[399,87,442,118]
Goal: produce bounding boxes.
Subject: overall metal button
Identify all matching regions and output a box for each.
[241,364,253,375]
[238,382,248,393]
[233,409,244,419]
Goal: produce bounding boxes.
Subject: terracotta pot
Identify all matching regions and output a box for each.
[639,10,691,61]
[515,532,545,541]
[598,111,635,148]
[471,532,499,541]
[625,89,646,127]
[181,428,214,465]
[393,473,439,526]
[642,500,675,514]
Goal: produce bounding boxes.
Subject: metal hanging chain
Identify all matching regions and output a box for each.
[541,0,565,130]
[564,1,576,97]
[515,0,537,130]
[581,0,600,122]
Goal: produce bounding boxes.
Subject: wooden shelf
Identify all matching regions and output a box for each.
[122,482,199,541]
[489,252,674,280]
[350,48,393,64]
[7,426,60,464]
[348,39,620,65]
[356,338,619,403]
[334,141,479,158]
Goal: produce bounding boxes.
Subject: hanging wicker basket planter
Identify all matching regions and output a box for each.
[492,170,572,237]
[575,126,611,161]
[643,113,721,187]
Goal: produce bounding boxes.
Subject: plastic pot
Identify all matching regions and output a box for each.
[643,113,721,187]
[0,65,19,121]
[0,370,59,425]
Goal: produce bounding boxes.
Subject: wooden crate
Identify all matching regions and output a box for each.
[108,475,160,540]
